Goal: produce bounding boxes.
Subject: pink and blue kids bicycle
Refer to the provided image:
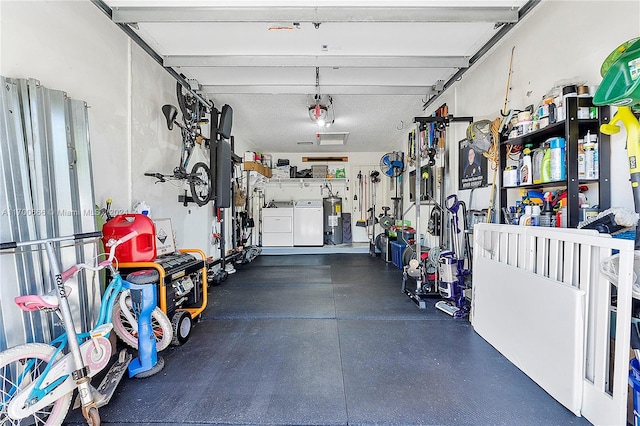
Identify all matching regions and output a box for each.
[0,230,172,425]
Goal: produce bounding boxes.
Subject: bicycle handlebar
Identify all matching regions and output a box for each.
[0,231,103,251]
[0,230,139,282]
[74,231,103,240]
[62,230,139,282]
[0,241,17,250]
[144,172,166,182]
[104,230,138,263]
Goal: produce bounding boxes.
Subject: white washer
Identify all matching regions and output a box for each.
[262,204,294,246]
[294,200,324,246]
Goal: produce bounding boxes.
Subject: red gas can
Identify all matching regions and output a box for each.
[102,214,157,262]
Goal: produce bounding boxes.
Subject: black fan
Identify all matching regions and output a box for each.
[380,152,404,177]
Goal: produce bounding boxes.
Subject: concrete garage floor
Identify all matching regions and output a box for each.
[65,254,591,425]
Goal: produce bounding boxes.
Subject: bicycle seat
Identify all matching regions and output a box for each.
[14,286,72,311]
[126,269,159,285]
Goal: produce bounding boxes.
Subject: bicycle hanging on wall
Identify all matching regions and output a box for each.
[145,81,213,206]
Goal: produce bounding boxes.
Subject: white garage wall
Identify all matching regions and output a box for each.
[422,0,640,220]
[1,0,130,209]
[130,46,214,252]
[0,1,214,254]
[247,150,395,243]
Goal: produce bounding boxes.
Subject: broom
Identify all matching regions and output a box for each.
[356,170,366,227]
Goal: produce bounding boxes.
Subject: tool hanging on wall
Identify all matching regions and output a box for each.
[356,170,366,227]
[211,211,221,246]
[485,118,502,222]
[499,46,516,133]
[428,208,441,236]
[368,170,381,256]
[407,129,416,167]
[401,110,473,309]
[207,207,227,286]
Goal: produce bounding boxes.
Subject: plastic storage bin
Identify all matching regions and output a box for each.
[390,241,407,269]
[396,228,416,246]
[102,214,157,262]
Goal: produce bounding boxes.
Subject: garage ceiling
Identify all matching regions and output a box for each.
[99,0,536,153]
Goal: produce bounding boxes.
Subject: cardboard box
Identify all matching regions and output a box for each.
[312,165,328,178]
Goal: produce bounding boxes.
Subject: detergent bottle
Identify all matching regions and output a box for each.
[549,137,566,181]
[520,144,533,185]
[577,139,586,179]
[530,205,541,226]
[541,144,551,183]
[533,147,544,184]
[519,205,533,226]
[583,131,599,180]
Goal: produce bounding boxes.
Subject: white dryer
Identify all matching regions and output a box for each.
[293,200,324,246]
[262,203,294,246]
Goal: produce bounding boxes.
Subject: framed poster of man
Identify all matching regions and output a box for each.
[459,141,488,190]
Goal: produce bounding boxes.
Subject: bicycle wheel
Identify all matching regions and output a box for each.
[0,343,72,425]
[189,162,212,206]
[176,81,206,124]
[112,290,173,352]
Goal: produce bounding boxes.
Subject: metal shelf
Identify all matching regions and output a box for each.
[263,178,347,188]
[243,161,272,178]
[499,96,611,227]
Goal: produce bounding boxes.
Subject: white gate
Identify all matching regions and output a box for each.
[472,223,635,426]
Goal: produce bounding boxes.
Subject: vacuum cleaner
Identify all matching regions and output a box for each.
[435,194,470,318]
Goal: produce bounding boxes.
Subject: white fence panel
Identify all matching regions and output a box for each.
[472,224,635,426]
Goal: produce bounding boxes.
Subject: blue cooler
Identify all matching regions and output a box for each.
[390,241,406,269]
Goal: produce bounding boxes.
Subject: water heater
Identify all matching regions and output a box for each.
[323,196,343,245]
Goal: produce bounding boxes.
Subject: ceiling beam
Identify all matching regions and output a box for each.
[199,85,431,95]
[164,55,469,69]
[90,0,213,109]
[422,0,540,110]
[112,6,518,24]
